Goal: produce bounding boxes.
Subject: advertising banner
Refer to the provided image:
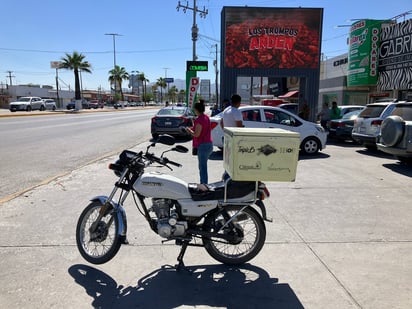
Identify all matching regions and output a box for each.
[347,19,390,87]
[223,7,322,69]
[377,19,412,90]
[188,77,200,108]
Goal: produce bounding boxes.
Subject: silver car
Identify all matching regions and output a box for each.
[9,96,45,112]
[352,102,398,150]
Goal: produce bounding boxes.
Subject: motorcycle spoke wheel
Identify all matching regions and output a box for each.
[202,206,266,265]
[76,201,121,264]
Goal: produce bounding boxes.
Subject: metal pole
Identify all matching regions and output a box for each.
[192,0,197,61]
[55,68,60,108]
[105,33,121,96]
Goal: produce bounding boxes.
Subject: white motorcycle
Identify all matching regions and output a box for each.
[76,135,272,269]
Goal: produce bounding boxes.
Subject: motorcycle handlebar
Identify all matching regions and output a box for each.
[163,157,181,167]
[144,153,181,168]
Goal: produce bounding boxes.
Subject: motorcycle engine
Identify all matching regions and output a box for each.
[151,198,187,238]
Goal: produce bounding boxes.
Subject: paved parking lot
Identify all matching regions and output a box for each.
[0,136,411,308]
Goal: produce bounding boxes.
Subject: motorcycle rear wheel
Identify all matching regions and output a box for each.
[202,205,266,265]
[76,201,122,264]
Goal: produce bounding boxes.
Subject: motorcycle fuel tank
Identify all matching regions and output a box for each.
[134,171,191,199]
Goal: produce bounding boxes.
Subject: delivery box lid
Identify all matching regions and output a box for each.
[224,127,300,138]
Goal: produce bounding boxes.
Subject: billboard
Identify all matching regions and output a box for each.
[377,19,412,90]
[347,19,390,87]
[223,7,323,69]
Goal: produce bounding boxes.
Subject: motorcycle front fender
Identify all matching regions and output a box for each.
[90,196,127,237]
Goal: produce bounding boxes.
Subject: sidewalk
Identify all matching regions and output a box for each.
[0,137,411,308]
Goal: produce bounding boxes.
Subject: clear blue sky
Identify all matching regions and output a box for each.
[1,0,410,91]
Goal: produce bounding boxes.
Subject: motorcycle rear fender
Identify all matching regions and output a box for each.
[91,196,127,237]
[255,200,273,222]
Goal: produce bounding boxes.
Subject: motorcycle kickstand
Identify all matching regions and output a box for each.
[175,240,190,272]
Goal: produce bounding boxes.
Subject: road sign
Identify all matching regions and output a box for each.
[165,78,174,83]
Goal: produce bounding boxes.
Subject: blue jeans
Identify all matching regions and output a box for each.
[197,142,213,184]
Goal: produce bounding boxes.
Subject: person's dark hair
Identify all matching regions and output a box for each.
[231,94,241,105]
[194,101,205,113]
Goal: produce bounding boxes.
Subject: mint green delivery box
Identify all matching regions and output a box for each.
[223,127,300,182]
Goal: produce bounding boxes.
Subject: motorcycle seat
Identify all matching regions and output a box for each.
[188,180,257,201]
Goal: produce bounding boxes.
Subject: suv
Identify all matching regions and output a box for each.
[352,101,398,149]
[377,102,412,163]
[9,96,45,112]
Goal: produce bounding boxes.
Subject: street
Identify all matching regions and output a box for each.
[0,118,411,308]
[0,108,158,202]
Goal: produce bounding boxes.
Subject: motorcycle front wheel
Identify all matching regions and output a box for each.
[202,205,266,265]
[76,201,122,264]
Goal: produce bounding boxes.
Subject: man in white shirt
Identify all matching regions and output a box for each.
[220,94,244,128]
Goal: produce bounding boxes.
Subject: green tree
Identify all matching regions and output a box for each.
[138,72,149,106]
[156,77,167,103]
[60,51,92,100]
[108,65,129,102]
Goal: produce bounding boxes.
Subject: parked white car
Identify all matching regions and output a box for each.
[43,99,57,111]
[210,105,328,155]
[9,96,45,112]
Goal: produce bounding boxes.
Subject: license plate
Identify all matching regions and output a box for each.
[165,121,172,126]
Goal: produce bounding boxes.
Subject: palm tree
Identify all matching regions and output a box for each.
[60,51,92,100]
[138,72,149,105]
[108,65,129,102]
[156,77,167,103]
[168,85,178,103]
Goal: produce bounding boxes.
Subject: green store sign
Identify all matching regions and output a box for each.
[186,61,208,72]
[347,19,389,87]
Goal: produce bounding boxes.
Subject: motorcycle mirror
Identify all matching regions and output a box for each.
[173,145,189,153]
[157,134,175,146]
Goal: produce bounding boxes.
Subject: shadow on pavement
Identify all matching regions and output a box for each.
[382,162,412,177]
[69,263,303,309]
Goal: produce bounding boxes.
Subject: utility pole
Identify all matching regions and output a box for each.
[177,0,208,61]
[105,33,122,98]
[6,71,14,87]
[213,44,219,105]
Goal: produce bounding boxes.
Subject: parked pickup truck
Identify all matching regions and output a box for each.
[9,96,46,112]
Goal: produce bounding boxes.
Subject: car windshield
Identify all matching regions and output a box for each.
[359,105,387,118]
[18,97,30,102]
[342,110,361,120]
[157,108,186,116]
[391,105,412,121]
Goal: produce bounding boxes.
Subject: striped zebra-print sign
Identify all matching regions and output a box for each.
[378,19,412,90]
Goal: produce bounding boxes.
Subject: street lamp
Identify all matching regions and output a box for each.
[105,33,122,95]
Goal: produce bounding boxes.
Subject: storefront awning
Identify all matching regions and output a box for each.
[279,90,299,98]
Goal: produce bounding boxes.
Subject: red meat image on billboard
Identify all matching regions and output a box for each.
[224,7,322,69]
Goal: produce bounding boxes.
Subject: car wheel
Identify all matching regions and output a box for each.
[26,106,32,112]
[380,116,404,147]
[152,133,159,139]
[301,137,320,155]
[40,105,45,111]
